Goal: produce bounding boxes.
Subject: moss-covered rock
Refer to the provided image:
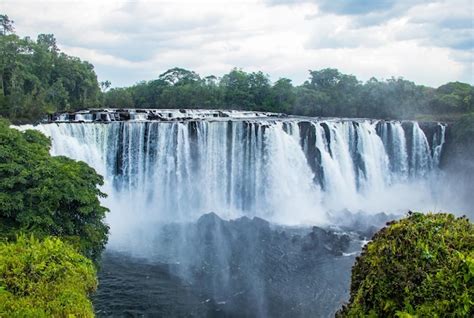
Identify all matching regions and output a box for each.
[0,235,97,317]
[337,212,474,317]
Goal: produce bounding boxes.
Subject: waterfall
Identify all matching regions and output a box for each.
[410,122,434,177]
[377,121,409,181]
[432,123,446,167]
[26,115,446,252]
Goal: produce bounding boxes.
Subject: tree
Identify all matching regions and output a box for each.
[293,86,327,116]
[430,82,474,113]
[0,25,101,123]
[248,71,271,109]
[0,14,14,35]
[268,78,295,113]
[37,34,58,54]
[100,80,111,92]
[337,212,474,317]
[0,120,109,261]
[305,68,362,117]
[308,68,342,89]
[0,235,97,317]
[104,87,133,108]
[220,68,254,109]
[158,67,200,86]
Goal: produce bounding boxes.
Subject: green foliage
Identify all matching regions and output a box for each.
[0,18,100,123]
[451,112,474,144]
[0,15,14,35]
[337,212,474,317]
[104,87,134,108]
[101,65,473,120]
[0,119,109,261]
[268,78,295,113]
[158,67,200,86]
[431,82,474,113]
[2,14,473,122]
[0,235,96,317]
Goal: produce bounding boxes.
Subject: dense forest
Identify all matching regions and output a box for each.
[0,15,473,124]
[0,15,100,123]
[103,67,473,121]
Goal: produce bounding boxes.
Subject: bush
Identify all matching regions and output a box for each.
[0,119,109,261]
[337,212,474,317]
[0,235,97,317]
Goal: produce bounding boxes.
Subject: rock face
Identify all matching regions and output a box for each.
[149,213,356,318]
[438,116,474,218]
[47,109,287,122]
[328,210,399,240]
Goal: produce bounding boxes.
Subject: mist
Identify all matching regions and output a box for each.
[19,109,470,316]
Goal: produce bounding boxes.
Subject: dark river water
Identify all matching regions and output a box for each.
[93,244,359,316]
[93,251,215,317]
[90,213,386,317]
[93,251,356,317]
[90,213,380,317]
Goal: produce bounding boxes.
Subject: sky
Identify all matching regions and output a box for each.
[2,0,473,87]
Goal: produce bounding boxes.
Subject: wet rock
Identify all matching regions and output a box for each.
[150,213,356,317]
[118,112,131,121]
[302,227,350,256]
[328,210,398,240]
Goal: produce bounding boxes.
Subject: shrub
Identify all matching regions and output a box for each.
[0,235,97,317]
[337,212,474,317]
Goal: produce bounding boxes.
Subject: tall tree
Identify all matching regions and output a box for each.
[0,15,14,35]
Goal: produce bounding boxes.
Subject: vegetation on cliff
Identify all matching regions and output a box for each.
[337,212,474,317]
[0,119,109,261]
[0,235,97,317]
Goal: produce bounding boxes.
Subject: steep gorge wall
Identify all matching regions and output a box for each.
[439,115,474,215]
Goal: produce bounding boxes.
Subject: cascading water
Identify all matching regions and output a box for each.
[22,110,449,316]
[26,112,446,253]
[410,122,434,177]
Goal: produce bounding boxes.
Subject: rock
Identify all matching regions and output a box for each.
[119,112,131,121]
[301,226,351,256]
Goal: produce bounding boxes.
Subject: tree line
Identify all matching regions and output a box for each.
[104,67,472,121]
[0,15,100,123]
[1,14,473,124]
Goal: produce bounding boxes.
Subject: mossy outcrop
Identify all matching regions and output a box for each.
[337,212,474,317]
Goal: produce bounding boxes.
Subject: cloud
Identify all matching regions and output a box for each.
[2,0,472,88]
[268,0,430,18]
[317,0,398,15]
[401,0,474,51]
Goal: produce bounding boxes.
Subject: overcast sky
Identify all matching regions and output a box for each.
[3,0,473,87]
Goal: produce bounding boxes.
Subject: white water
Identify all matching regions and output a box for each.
[23,117,446,252]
